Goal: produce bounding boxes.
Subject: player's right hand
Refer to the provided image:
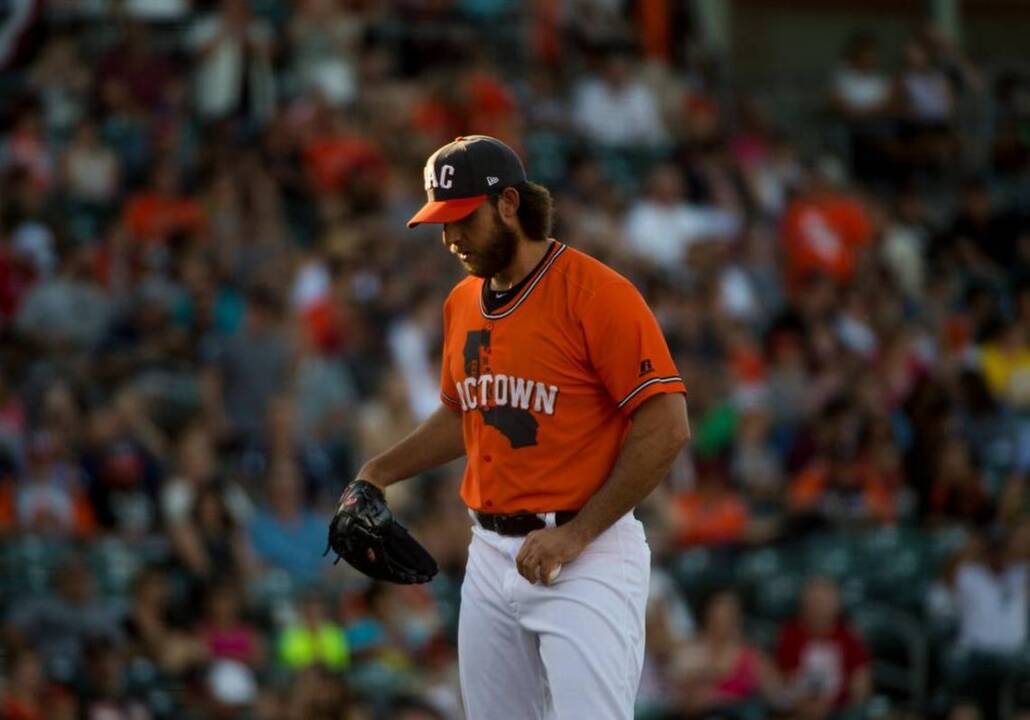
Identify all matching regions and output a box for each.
[515,524,587,585]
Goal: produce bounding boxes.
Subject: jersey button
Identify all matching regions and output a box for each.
[483,454,492,463]
[485,500,494,507]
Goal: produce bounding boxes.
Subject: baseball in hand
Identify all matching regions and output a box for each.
[546,564,562,583]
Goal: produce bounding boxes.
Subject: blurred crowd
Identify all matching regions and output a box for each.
[0,0,1029,718]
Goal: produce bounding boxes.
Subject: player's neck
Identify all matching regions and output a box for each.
[490,237,552,291]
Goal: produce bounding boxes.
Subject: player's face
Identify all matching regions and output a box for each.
[442,202,517,278]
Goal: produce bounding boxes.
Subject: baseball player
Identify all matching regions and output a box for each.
[328,135,689,719]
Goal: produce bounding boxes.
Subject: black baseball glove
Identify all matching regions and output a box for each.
[325,479,438,584]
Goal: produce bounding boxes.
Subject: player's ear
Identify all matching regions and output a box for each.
[497,187,520,225]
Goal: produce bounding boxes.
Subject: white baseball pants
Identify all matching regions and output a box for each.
[458,511,651,720]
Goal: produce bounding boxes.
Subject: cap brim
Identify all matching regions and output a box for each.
[407,196,487,228]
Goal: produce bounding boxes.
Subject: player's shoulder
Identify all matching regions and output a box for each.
[443,275,480,309]
[554,243,640,299]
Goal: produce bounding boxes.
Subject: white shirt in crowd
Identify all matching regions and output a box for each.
[624,200,740,266]
[573,77,667,147]
[188,14,276,122]
[833,68,891,114]
[388,319,440,423]
[955,562,1028,655]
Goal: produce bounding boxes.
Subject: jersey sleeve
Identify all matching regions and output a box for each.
[581,279,686,416]
[439,296,463,413]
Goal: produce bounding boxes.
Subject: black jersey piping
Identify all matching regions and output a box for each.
[478,243,567,320]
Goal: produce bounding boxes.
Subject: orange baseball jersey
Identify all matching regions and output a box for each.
[439,240,686,513]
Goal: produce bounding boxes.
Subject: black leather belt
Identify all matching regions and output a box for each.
[474,510,578,537]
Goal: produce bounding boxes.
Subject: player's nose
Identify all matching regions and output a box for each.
[442,231,465,255]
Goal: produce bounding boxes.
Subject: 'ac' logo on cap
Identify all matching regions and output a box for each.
[424,162,455,191]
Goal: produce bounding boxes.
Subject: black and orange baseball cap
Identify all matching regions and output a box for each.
[407,135,527,228]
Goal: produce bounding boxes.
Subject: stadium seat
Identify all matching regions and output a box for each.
[88,537,143,599]
[924,526,968,570]
[752,573,802,622]
[0,535,69,602]
[803,532,858,580]
[861,538,928,614]
[851,604,928,709]
[671,547,736,607]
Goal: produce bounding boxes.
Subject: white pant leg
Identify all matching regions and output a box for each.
[459,527,551,720]
[517,514,651,720]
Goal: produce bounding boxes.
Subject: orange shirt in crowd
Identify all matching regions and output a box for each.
[0,698,43,720]
[464,71,519,146]
[303,134,386,195]
[789,460,896,523]
[122,192,207,244]
[637,0,671,61]
[440,241,686,513]
[782,193,873,291]
[674,486,750,546]
[411,72,520,151]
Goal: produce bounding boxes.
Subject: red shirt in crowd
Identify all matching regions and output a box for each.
[0,246,36,321]
[775,619,871,707]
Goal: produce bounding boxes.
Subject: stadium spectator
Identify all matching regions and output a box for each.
[163,423,254,580]
[96,20,178,114]
[15,245,112,352]
[123,566,207,675]
[831,32,893,120]
[780,160,874,295]
[78,639,152,720]
[120,158,207,247]
[941,528,1029,716]
[61,120,121,216]
[0,430,95,538]
[277,590,349,673]
[673,458,752,547]
[672,589,780,718]
[789,445,900,529]
[623,163,740,267]
[202,284,291,446]
[830,32,893,182]
[5,559,123,682]
[200,579,265,668]
[572,49,667,148]
[927,439,994,526]
[204,658,258,719]
[776,577,872,719]
[895,37,957,171]
[0,647,47,720]
[638,568,696,714]
[188,0,276,126]
[247,457,328,586]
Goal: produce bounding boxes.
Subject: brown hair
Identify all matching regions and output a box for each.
[494,181,553,242]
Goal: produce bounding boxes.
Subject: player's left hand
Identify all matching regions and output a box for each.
[515,525,589,585]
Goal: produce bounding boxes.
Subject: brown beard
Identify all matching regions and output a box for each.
[463,207,518,279]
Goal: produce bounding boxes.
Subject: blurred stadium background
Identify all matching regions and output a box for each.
[0,0,1029,718]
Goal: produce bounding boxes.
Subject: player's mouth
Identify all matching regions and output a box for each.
[451,245,474,263]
